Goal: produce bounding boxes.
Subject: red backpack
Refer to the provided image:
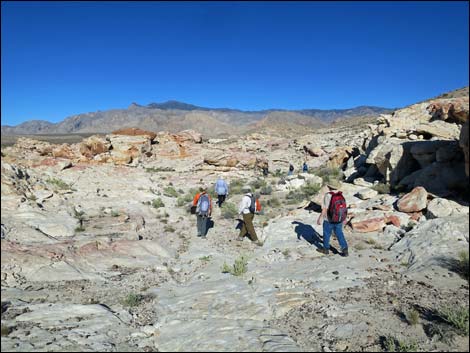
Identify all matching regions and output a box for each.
[327,191,347,223]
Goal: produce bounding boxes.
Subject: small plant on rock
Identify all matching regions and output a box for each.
[122,293,144,307]
[221,255,248,276]
[221,202,238,219]
[437,305,469,335]
[152,198,165,208]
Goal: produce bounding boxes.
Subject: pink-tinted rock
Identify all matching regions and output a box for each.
[397,186,428,212]
[385,215,401,227]
[350,211,386,233]
[112,127,157,141]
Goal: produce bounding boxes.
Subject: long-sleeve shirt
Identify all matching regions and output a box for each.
[238,193,253,215]
[215,179,229,195]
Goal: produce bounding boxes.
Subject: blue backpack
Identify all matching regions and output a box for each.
[197,193,210,217]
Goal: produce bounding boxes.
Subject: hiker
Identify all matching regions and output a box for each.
[262,166,269,176]
[192,186,212,239]
[288,164,294,176]
[214,176,229,207]
[302,161,308,173]
[237,186,263,246]
[316,184,349,256]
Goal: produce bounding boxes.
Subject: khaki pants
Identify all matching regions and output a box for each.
[239,213,258,241]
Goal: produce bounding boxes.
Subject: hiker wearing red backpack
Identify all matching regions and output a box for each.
[316,184,349,257]
[192,186,212,239]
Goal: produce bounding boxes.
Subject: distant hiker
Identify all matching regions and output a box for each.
[214,176,229,207]
[316,184,349,257]
[237,186,262,246]
[302,162,308,173]
[192,186,212,239]
[288,164,294,176]
[262,166,269,176]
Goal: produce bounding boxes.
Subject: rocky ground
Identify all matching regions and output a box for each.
[1,95,469,352]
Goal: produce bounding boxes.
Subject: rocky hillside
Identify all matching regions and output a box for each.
[1,101,393,137]
[1,91,469,352]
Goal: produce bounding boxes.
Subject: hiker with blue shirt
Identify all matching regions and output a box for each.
[214,176,229,207]
[302,161,308,173]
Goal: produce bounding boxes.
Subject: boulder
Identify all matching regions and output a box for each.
[79,135,110,158]
[349,211,386,233]
[426,198,469,219]
[397,186,428,212]
[356,188,378,200]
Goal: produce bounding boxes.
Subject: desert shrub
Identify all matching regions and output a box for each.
[230,178,247,195]
[199,255,212,262]
[111,210,120,217]
[122,293,144,307]
[382,335,418,352]
[75,226,85,233]
[164,225,176,233]
[152,198,165,208]
[46,178,70,190]
[458,250,469,280]
[1,325,10,336]
[267,197,281,208]
[221,202,238,219]
[221,255,248,276]
[314,166,343,184]
[301,181,322,197]
[163,186,179,198]
[406,308,420,326]
[286,190,306,204]
[145,166,175,172]
[260,185,273,195]
[372,183,391,194]
[437,305,469,335]
[250,178,267,190]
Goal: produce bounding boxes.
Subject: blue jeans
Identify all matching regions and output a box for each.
[323,220,348,251]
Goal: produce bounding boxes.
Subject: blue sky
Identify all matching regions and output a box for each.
[1,1,469,126]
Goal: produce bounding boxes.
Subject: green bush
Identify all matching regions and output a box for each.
[122,293,144,307]
[250,178,267,190]
[164,225,176,233]
[152,198,165,208]
[221,202,238,219]
[230,179,247,195]
[382,335,418,352]
[438,305,469,335]
[301,181,322,197]
[260,185,273,195]
[406,308,420,326]
[314,166,343,185]
[267,197,281,208]
[458,250,469,280]
[221,255,248,276]
[163,186,179,198]
[46,178,70,190]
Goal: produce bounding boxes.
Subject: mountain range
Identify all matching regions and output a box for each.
[1,101,396,137]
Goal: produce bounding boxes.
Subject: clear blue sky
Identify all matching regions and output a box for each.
[1,1,469,126]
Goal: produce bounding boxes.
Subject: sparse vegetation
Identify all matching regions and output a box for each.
[75,226,86,233]
[1,325,10,336]
[260,185,273,195]
[300,181,322,197]
[382,335,418,352]
[152,198,165,208]
[122,293,144,307]
[164,225,176,233]
[437,305,469,335]
[221,202,238,219]
[230,178,247,195]
[372,182,391,194]
[221,255,248,276]
[145,166,175,173]
[163,186,179,198]
[314,166,343,185]
[267,197,281,208]
[199,255,212,262]
[46,177,70,190]
[111,210,120,217]
[406,308,420,326]
[458,250,469,280]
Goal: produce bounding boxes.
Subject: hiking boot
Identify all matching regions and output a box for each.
[341,248,349,257]
[201,236,207,240]
[254,240,263,247]
[316,247,329,255]
[237,236,244,241]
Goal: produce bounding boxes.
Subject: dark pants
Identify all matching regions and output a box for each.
[197,215,208,236]
[239,213,258,241]
[217,194,226,207]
